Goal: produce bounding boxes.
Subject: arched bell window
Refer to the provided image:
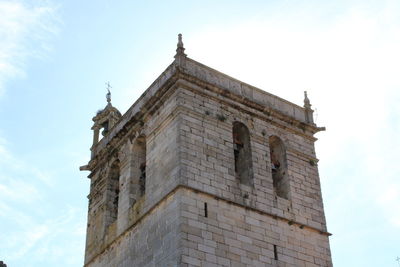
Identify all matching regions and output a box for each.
[133,136,146,197]
[108,159,120,223]
[232,122,253,186]
[269,136,289,199]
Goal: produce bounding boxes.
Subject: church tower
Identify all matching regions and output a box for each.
[80,34,332,267]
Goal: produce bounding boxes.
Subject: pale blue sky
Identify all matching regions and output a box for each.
[0,0,399,266]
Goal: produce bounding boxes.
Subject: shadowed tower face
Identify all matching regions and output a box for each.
[80,35,332,267]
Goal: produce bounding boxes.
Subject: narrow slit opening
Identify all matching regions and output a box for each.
[273,245,278,260]
[204,202,208,218]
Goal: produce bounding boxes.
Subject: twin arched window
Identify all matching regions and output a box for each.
[232,123,289,199]
[106,135,147,226]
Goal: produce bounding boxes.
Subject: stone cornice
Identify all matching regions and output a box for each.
[184,58,308,120]
[174,78,320,141]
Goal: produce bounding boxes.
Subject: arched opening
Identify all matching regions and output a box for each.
[108,159,120,223]
[101,121,109,137]
[269,136,289,199]
[232,122,253,185]
[134,136,146,197]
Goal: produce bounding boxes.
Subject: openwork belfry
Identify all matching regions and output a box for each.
[80,34,332,266]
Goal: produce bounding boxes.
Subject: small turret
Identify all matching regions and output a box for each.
[90,83,122,157]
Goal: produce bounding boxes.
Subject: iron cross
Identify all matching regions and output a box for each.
[105,81,112,91]
[105,82,112,103]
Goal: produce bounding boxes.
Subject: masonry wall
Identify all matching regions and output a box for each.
[180,188,332,267]
[84,71,332,266]
[86,186,331,267]
[176,83,328,232]
[86,192,182,267]
[84,89,183,264]
[143,88,181,212]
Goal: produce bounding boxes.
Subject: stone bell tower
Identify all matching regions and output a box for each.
[80,34,332,266]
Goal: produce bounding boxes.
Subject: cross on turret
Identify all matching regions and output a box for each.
[106,82,112,104]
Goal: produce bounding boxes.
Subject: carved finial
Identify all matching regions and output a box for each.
[106,82,112,104]
[178,34,183,48]
[303,91,311,109]
[303,91,315,124]
[175,33,187,58]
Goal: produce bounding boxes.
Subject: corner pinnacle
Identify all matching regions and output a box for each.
[175,33,187,58]
[303,91,315,124]
[303,91,311,109]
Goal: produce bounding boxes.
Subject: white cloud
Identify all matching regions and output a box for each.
[0,0,59,96]
[0,136,53,200]
[0,133,86,265]
[1,205,86,264]
[0,179,40,202]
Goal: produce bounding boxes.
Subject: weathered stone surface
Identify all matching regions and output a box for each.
[81,36,332,267]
